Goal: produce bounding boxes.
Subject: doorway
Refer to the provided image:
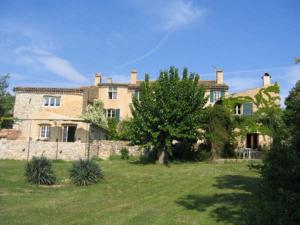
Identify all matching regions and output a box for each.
[62,125,76,142]
[246,133,258,149]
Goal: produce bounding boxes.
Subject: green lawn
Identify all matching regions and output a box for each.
[0,159,261,225]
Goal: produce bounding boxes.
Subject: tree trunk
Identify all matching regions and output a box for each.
[158,149,168,164]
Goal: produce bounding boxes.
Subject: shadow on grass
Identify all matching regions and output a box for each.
[176,175,261,225]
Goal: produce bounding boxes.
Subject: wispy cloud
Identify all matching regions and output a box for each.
[112,0,206,70]
[14,46,87,83]
[113,31,173,70]
[160,0,206,31]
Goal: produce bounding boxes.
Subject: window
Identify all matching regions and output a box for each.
[108,87,117,99]
[235,104,242,115]
[106,109,116,118]
[43,96,61,107]
[210,90,224,103]
[104,108,120,121]
[134,90,140,100]
[62,125,76,142]
[40,125,51,139]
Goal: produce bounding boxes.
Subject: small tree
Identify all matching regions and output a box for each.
[107,118,119,140]
[81,99,107,129]
[202,104,235,160]
[130,67,207,163]
[0,74,15,128]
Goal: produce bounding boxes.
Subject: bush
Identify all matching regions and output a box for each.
[69,159,103,186]
[120,148,129,160]
[25,156,56,185]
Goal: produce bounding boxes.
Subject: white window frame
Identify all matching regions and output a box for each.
[108,87,117,99]
[213,91,221,102]
[106,109,116,118]
[235,104,242,115]
[40,125,51,139]
[43,96,61,107]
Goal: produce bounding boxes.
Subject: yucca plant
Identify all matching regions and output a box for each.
[69,159,103,186]
[120,148,129,160]
[25,156,56,185]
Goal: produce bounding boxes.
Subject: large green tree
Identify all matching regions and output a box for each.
[256,81,300,225]
[0,74,14,128]
[130,67,207,163]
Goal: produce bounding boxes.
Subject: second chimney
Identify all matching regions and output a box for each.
[130,69,137,84]
[107,77,112,84]
[262,73,271,87]
[216,69,224,84]
[94,73,101,86]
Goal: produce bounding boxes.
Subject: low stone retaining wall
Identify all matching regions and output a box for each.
[0,139,140,161]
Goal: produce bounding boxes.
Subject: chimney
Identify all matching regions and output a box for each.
[216,69,224,84]
[130,69,137,84]
[107,77,112,84]
[262,73,271,87]
[94,73,101,86]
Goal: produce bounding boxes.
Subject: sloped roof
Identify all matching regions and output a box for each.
[13,87,85,94]
[0,129,21,140]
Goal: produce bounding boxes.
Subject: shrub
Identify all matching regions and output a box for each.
[69,159,103,186]
[120,148,129,160]
[25,156,56,185]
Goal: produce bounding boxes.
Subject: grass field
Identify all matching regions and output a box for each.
[0,158,261,225]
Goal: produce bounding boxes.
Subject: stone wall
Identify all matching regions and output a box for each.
[0,139,140,161]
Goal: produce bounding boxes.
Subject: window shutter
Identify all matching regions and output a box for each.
[221,90,225,97]
[103,109,107,118]
[243,103,253,116]
[210,90,214,103]
[116,109,120,121]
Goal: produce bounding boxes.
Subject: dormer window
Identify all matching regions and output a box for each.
[43,96,61,107]
[210,90,224,103]
[108,87,117,99]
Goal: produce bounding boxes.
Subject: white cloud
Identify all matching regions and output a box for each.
[160,0,206,31]
[14,46,87,83]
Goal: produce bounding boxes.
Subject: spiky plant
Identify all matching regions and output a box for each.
[120,148,129,160]
[69,159,103,186]
[25,156,56,185]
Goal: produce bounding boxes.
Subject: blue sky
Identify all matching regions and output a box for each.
[0,0,299,105]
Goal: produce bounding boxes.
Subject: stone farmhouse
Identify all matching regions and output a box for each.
[11,69,277,150]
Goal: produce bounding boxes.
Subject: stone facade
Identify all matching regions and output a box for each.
[0,139,140,161]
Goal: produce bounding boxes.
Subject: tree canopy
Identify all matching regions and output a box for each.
[81,99,107,129]
[130,66,207,163]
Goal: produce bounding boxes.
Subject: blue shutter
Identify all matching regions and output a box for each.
[210,90,214,103]
[116,109,120,121]
[243,103,253,116]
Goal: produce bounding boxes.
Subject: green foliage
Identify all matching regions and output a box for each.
[295,57,300,64]
[284,80,300,146]
[81,99,107,129]
[223,83,281,139]
[69,159,103,186]
[255,81,300,225]
[117,119,134,141]
[107,118,119,140]
[130,66,207,163]
[0,74,15,128]
[120,148,129,160]
[202,104,236,159]
[25,156,56,185]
